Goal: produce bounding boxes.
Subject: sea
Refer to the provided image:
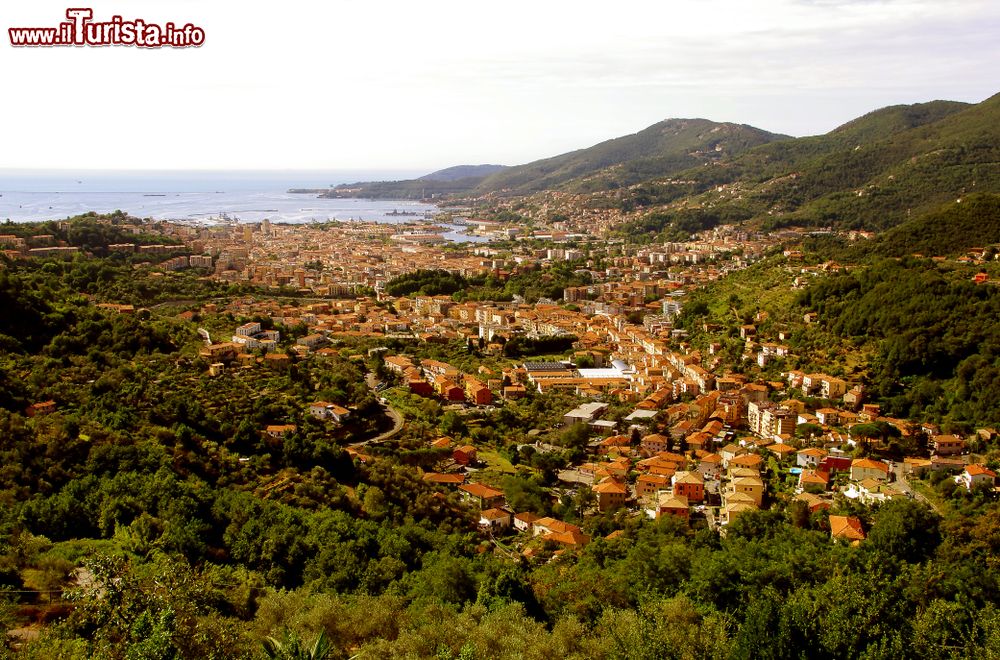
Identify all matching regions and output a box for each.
[0,170,486,243]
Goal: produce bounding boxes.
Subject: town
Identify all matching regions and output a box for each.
[5,212,996,557]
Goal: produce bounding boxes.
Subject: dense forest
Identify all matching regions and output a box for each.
[797,257,1000,427]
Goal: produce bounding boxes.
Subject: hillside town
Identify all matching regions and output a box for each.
[8,214,994,555]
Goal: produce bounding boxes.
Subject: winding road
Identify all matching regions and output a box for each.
[352,372,404,446]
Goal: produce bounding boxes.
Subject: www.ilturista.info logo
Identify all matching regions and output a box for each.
[9,8,205,48]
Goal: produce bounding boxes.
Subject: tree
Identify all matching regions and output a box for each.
[866,499,941,564]
[262,630,331,660]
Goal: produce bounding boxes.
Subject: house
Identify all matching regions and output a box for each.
[672,471,705,503]
[698,453,724,480]
[408,379,434,396]
[829,515,865,544]
[430,436,454,449]
[543,529,591,548]
[819,456,853,474]
[533,517,582,538]
[25,401,57,417]
[636,474,671,500]
[308,401,351,423]
[933,435,966,456]
[296,334,327,350]
[513,512,540,533]
[641,433,671,455]
[479,508,512,529]
[264,424,296,439]
[850,458,890,482]
[720,496,757,525]
[199,342,238,363]
[624,408,659,430]
[931,455,968,473]
[422,472,466,487]
[767,443,797,461]
[437,379,465,402]
[503,385,527,400]
[729,453,764,472]
[821,377,848,399]
[654,492,690,520]
[727,476,764,507]
[850,478,905,504]
[815,408,841,427]
[453,445,478,466]
[598,435,632,455]
[719,443,746,467]
[384,355,416,374]
[843,388,863,410]
[960,464,997,491]
[263,352,291,369]
[794,491,831,513]
[592,478,628,512]
[797,447,828,468]
[685,431,713,453]
[459,483,505,509]
[902,457,933,478]
[466,380,493,406]
[798,469,829,493]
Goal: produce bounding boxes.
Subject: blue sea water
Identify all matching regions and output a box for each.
[0,169,459,228]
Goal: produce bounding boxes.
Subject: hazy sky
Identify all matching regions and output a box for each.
[3,0,999,171]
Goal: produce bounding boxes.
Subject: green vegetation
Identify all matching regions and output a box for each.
[873,193,1000,257]
[384,269,469,297]
[330,119,786,200]
[471,118,787,196]
[798,257,1000,426]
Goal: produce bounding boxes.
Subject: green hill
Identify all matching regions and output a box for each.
[615,94,1000,237]
[326,118,788,200]
[320,92,1000,239]
[473,118,789,195]
[728,94,1000,231]
[872,193,1000,257]
[418,164,508,182]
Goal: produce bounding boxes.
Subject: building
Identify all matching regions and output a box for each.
[563,402,609,426]
[513,512,541,533]
[479,508,512,529]
[453,445,478,466]
[25,401,57,417]
[672,471,705,503]
[459,483,505,509]
[830,515,866,544]
[308,401,351,423]
[264,424,296,439]
[654,492,690,520]
[960,464,997,491]
[640,433,671,455]
[592,478,628,512]
[727,476,764,507]
[933,435,966,456]
[798,469,829,493]
[849,458,890,482]
[423,473,466,487]
[636,474,671,500]
[797,447,828,468]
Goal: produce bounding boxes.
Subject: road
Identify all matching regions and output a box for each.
[893,463,941,514]
[352,373,404,446]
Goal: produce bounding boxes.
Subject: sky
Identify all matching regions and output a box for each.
[2,0,999,172]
